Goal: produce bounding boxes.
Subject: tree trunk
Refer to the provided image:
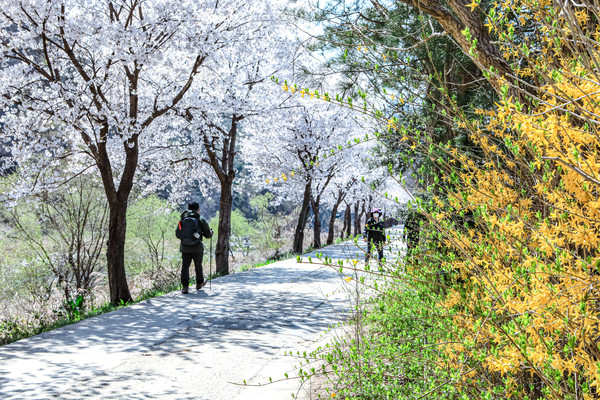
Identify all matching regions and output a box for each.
[340,208,347,239]
[360,201,366,235]
[353,201,360,237]
[293,181,312,253]
[106,201,133,304]
[327,196,343,245]
[96,122,136,306]
[202,114,242,276]
[215,179,233,276]
[344,203,351,238]
[311,196,322,248]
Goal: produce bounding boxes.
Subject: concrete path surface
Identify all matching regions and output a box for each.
[0,227,404,400]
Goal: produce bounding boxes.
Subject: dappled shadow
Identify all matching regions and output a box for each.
[53,368,181,400]
[0,226,405,399]
[0,257,348,399]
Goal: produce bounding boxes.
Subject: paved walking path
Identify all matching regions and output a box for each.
[0,227,404,400]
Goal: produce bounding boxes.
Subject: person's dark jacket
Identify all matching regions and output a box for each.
[364,217,385,243]
[175,210,213,253]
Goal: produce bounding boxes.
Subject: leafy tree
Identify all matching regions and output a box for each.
[9,175,107,308]
[297,0,499,195]
[126,195,179,274]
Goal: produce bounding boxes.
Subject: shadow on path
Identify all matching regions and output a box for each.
[0,225,404,400]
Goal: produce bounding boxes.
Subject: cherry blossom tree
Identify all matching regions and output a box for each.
[170,1,297,276]
[0,0,265,304]
[244,99,367,253]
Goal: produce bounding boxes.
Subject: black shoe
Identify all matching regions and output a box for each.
[181,286,189,294]
[196,281,206,290]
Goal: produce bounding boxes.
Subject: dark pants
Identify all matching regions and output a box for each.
[181,252,204,287]
[365,240,384,263]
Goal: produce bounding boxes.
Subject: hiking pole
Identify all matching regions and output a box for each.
[209,235,213,291]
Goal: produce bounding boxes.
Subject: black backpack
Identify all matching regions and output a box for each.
[180,216,200,246]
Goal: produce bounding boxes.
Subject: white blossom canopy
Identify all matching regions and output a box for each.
[0,0,292,202]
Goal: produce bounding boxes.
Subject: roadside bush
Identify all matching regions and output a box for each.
[0,190,187,344]
[8,176,108,309]
[251,193,299,258]
[301,240,460,399]
[209,209,258,270]
[126,195,181,293]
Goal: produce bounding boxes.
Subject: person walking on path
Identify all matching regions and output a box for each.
[176,202,213,294]
[364,208,385,263]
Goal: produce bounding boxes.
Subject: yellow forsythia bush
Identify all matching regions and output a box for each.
[433,1,600,398]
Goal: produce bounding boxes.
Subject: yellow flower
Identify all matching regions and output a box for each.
[466,0,478,11]
[345,276,352,282]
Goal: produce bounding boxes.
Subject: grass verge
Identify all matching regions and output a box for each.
[0,279,181,346]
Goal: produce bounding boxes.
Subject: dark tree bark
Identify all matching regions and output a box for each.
[293,181,312,254]
[215,179,233,276]
[344,203,352,238]
[310,197,322,248]
[340,207,348,239]
[202,115,242,276]
[353,201,361,237]
[94,118,138,304]
[327,189,347,245]
[106,201,132,303]
[326,205,339,245]
[310,170,335,248]
[359,200,366,234]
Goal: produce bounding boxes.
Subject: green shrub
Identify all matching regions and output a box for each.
[302,256,458,399]
[126,194,180,273]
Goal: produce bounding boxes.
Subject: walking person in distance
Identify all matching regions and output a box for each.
[364,208,386,263]
[176,202,213,294]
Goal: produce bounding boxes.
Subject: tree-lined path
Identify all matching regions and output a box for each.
[0,228,403,400]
